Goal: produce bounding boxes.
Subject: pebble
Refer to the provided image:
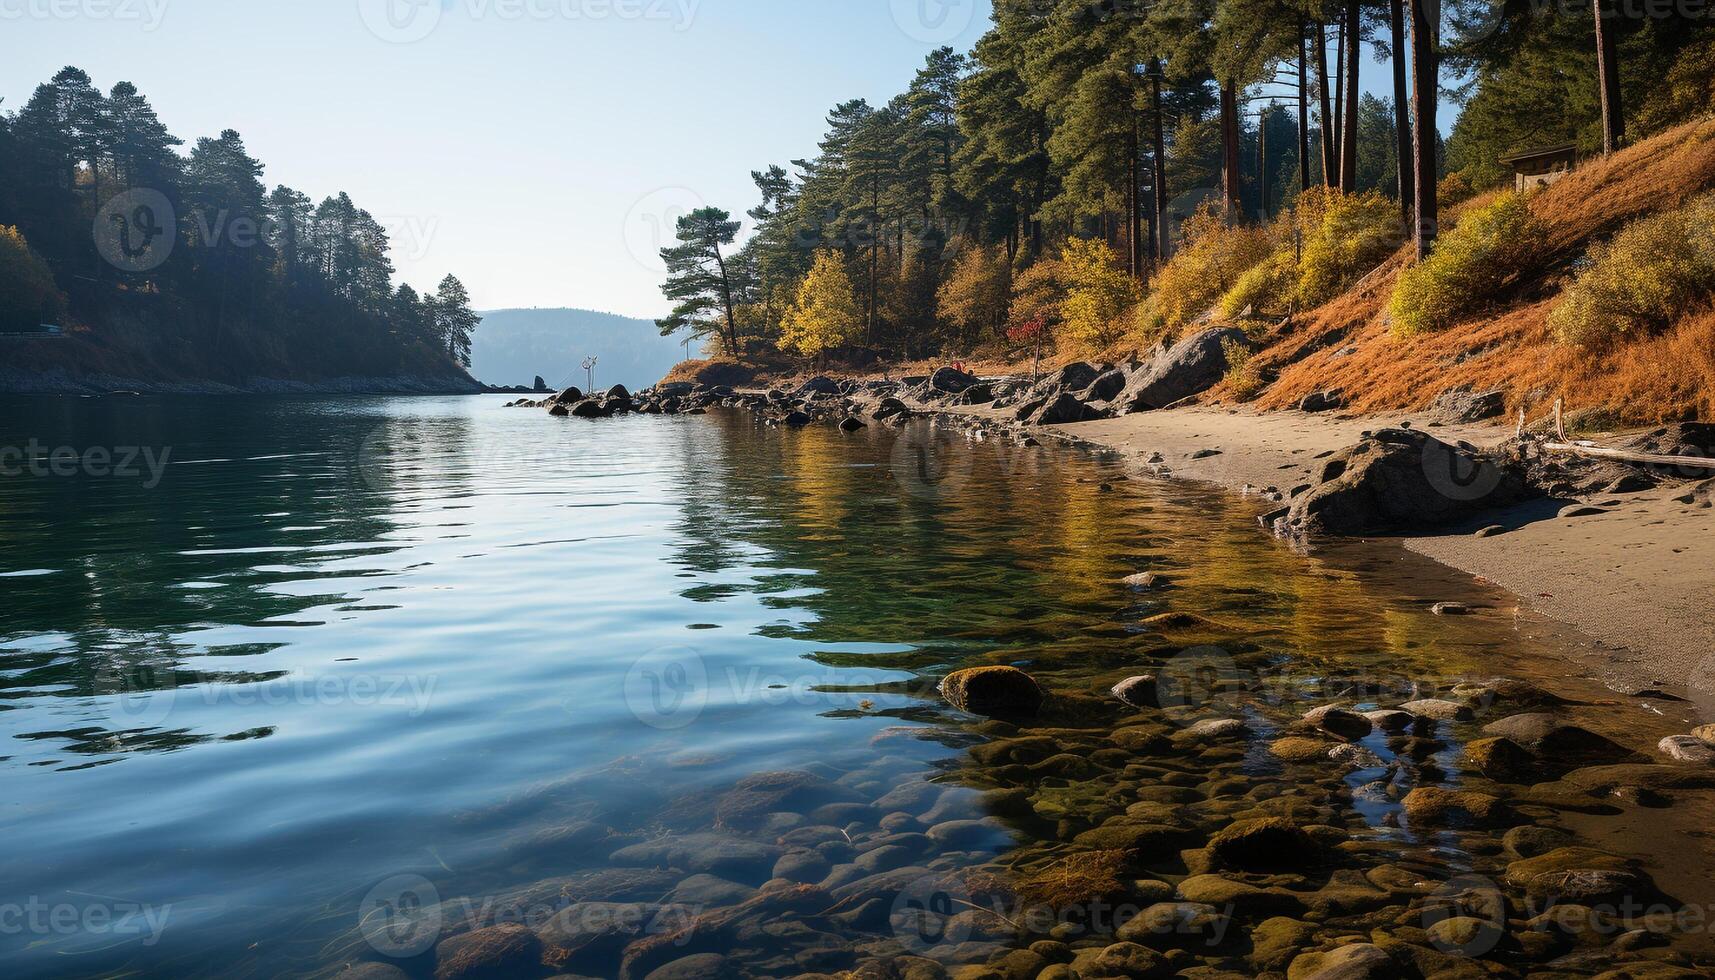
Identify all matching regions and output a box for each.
[1659,735,1715,764]
[1431,601,1472,615]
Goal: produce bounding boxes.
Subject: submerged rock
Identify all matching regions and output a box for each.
[434,924,541,980]
[1110,675,1158,709]
[1401,787,1515,828]
[938,666,1044,716]
[1208,817,1320,871]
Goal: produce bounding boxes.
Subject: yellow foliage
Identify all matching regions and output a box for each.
[1057,237,1140,352]
[1293,187,1402,307]
[1218,253,1294,320]
[1220,336,1264,401]
[1008,258,1066,332]
[937,244,1010,340]
[1152,206,1275,332]
[1550,190,1715,347]
[1388,192,1546,336]
[778,250,861,358]
[0,225,64,329]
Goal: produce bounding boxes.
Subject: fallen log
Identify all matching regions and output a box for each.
[1537,398,1715,471]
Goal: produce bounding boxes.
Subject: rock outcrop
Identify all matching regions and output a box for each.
[1274,428,1533,536]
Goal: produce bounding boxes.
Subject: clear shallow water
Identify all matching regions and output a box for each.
[1,395,1709,978]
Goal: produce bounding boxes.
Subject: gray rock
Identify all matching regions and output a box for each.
[1116,327,1250,412]
[1275,428,1533,536]
[1299,390,1346,413]
[1659,735,1715,764]
[1023,392,1101,426]
[1081,369,1129,402]
[929,366,979,394]
[1111,675,1158,709]
[1432,387,1507,423]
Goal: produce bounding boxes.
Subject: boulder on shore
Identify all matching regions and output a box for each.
[1274,428,1533,536]
[929,366,979,394]
[1024,392,1102,426]
[1116,327,1249,413]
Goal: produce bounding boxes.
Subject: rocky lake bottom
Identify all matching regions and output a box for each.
[2,395,1713,979]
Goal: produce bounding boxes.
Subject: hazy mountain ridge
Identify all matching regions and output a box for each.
[471,308,687,391]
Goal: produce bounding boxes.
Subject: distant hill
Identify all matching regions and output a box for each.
[471,308,688,391]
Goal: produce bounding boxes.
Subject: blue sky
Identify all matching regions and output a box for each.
[4,0,1429,318]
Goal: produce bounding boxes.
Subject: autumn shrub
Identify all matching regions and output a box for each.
[1218,252,1294,320]
[0,225,64,330]
[1058,237,1140,352]
[1438,171,1477,209]
[1550,191,1715,347]
[1152,205,1276,332]
[1220,336,1264,401]
[1388,191,1546,336]
[1293,187,1402,307]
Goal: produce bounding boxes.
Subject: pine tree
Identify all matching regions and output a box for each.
[656,207,742,355]
[432,274,480,366]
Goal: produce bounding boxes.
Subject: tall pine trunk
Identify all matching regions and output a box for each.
[1128,110,1143,279]
[1408,0,1439,260]
[1151,62,1170,260]
[1391,0,1414,222]
[1220,78,1241,216]
[1333,21,1346,171]
[1298,24,1311,194]
[1593,0,1624,154]
[1315,22,1336,187]
[1340,0,1360,192]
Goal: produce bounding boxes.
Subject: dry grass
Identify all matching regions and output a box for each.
[1238,116,1715,424]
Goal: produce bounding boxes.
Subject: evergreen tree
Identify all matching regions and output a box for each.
[432,273,480,366]
[656,207,742,355]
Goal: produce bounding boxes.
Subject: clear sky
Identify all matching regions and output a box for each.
[4,0,1428,319]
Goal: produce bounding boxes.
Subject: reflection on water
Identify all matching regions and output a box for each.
[0,396,1709,977]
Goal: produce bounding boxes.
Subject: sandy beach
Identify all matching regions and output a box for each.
[1021,405,1715,697]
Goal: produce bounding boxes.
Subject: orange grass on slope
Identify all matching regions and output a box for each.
[1242,117,1715,424]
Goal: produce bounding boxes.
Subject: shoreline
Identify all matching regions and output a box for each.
[983,403,1714,700]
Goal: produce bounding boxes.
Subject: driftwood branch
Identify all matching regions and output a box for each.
[1536,398,1715,471]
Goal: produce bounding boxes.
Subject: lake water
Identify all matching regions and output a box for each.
[2,395,1710,978]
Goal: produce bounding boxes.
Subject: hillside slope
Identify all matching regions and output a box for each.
[1227,117,1715,425]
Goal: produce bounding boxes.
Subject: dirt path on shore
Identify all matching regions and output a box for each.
[1023,406,1715,704]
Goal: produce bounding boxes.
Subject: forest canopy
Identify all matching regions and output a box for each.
[0,67,478,379]
[658,0,1714,367]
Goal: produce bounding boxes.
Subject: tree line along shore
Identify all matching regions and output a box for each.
[654,4,1714,427]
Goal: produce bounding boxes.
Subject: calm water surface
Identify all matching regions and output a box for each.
[1,395,1708,978]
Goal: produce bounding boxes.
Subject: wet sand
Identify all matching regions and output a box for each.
[1013,405,1715,708]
